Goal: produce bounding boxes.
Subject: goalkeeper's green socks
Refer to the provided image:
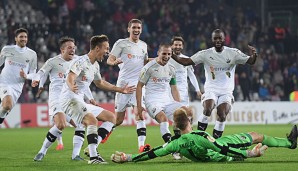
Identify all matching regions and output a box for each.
[262,135,291,148]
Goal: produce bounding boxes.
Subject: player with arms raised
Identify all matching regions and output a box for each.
[171,29,258,138]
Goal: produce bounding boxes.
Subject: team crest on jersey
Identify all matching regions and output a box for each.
[152,108,156,113]
[226,72,231,78]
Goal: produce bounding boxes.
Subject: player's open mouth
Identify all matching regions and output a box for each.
[133,32,140,35]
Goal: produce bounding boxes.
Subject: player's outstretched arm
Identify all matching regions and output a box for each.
[171,53,195,66]
[93,80,136,94]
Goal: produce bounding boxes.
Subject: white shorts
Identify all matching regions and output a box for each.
[86,103,105,118]
[0,85,21,106]
[201,91,234,106]
[146,100,183,121]
[115,90,145,112]
[61,97,91,125]
[48,100,64,117]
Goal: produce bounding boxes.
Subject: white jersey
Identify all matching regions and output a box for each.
[0,45,37,92]
[139,59,176,103]
[190,46,249,94]
[60,54,102,100]
[169,54,194,92]
[38,54,74,103]
[110,38,148,86]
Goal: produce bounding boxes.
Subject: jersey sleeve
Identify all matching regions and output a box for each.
[93,63,102,81]
[233,48,250,64]
[190,50,205,65]
[110,40,123,58]
[0,46,7,67]
[138,66,150,84]
[69,59,83,76]
[187,66,200,92]
[40,59,54,74]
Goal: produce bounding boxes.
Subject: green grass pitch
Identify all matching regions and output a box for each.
[1,125,298,171]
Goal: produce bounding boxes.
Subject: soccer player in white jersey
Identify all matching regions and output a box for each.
[0,28,37,124]
[171,29,258,139]
[137,44,193,145]
[169,36,202,137]
[60,35,135,164]
[32,37,86,161]
[107,19,150,152]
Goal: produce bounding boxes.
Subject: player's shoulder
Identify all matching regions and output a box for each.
[144,59,158,70]
[114,38,128,46]
[138,39,147,46]
[1,45,15,51]
[168,62,176,70]
[180,53,190,58]
[223,46,241,53]
[26,47,37,55]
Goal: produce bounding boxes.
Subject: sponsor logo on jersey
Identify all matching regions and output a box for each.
[127,54,132,59]
[8,60,26,68]
[26,60,29,63]
[152,77,170,83]
[58,73,64,78]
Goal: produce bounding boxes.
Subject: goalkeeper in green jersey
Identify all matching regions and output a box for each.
[111,108,298,163]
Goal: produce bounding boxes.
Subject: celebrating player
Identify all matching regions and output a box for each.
[0,28,37,124]
[107,19,150,152]
[171,29,259,138]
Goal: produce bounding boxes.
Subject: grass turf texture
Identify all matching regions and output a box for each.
[1,125,298,171]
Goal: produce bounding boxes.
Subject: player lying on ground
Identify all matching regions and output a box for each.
[111,108,298,163]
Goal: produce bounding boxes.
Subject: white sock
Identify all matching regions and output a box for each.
[86,125,98,158]
[197,114,209,124]
[39,125,61,154]
[214,120,226,131]
[160,122,170,136]
[57,133,63,145]
[136,120,146,148]
[72,135,84,159]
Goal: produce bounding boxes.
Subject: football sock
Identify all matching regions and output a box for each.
[160,122,171,142]
[136,120,146,148]
[262,135,291,148]
[57,133,63,145]
[39,125,61,154]
[0,106,9,124]
[173,129,181,136]
[86,125,98,159]
[97,121,114,146]
[72,128,85,159]
[213,121,225,138]
[197,114,209,131]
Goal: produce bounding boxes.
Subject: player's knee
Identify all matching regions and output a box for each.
[56,123,66,130]
[2,104,12,112]
[203,107,213,116]
[116,118,123,126]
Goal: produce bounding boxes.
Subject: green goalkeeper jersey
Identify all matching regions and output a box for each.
[132,130,253,162]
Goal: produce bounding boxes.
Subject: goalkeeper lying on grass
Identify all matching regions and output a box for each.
[111,108,298,163]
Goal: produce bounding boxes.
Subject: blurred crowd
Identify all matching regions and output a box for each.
[0,0,298,103]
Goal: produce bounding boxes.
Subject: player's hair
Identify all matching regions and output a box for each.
[128,19,142,27]
[212,29,225,36]
[90,35,109,50]
[58,37,75,48]
[158,44,172,50]
[171,36,184,45]
[15,28,28,37]
[173,108,189,130]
